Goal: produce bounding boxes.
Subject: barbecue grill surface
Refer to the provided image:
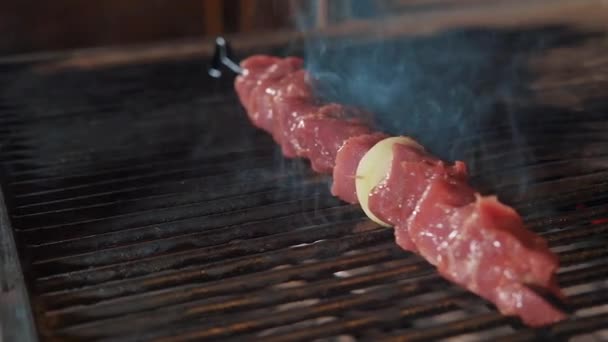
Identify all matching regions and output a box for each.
[0,27,607,341]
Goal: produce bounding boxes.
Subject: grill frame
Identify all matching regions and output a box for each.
[0,188,38,342]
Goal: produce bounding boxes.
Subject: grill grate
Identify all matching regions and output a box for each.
[1,28,608,341]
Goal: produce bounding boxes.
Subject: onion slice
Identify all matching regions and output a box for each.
[355,136,423,226]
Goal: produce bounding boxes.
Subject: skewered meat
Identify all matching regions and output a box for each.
[234,55,567,327]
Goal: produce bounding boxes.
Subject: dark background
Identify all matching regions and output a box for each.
[0,0,521,56]
[0,0,293,55]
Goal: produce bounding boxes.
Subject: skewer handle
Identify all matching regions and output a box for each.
[209,37,243,78]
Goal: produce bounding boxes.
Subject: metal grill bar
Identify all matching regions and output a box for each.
[41,239,399,313]
[50,259,431,336]
[32,207,362,278]
[28,204,355,260]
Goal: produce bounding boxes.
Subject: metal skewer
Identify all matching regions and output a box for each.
[208,37,243,78]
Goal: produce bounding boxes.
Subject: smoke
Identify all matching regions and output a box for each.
[296,29,535,159]
[286,1,595,200]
